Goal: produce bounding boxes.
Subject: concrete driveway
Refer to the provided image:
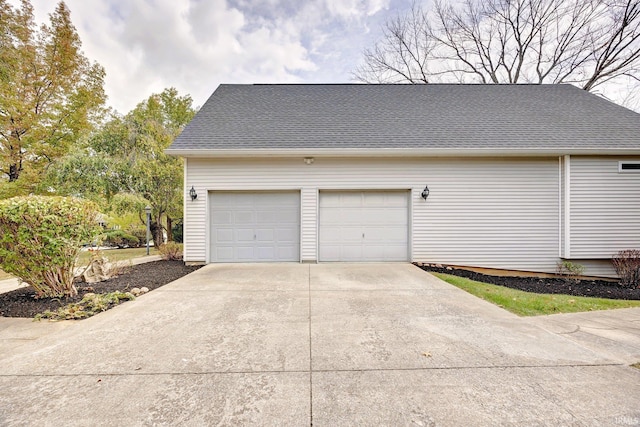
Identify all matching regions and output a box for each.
[0,263,639,426]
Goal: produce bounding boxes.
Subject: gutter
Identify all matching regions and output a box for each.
[165,147,640,158]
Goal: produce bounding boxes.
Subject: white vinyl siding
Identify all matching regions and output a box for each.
[184,157,561,274]
[569,156,640,259]
[300,188,318,262]
[319,191,409,261]
[411,160,559,272]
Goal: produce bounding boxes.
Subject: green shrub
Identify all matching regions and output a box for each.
[612,249,640,288]
[127,226,147,248]
[34,291,135,320]
[159,242,183,260]
[0,196,102,298]
[102,229,140,248]
[556,260,585,285]
[172,219,183,243]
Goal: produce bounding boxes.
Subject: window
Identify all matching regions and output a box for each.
[618,161,640,173]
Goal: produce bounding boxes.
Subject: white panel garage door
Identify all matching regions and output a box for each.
[319,191,409,261]
[210,192,300,262]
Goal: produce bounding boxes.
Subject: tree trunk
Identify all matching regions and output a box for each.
[8,163,20,182]
[150,221,164,248]
[166,216,173,242]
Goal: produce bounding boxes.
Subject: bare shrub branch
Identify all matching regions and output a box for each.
[612,249,640,288]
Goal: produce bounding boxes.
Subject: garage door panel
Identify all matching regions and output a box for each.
[215,247,234,261]
[234,198,254,207]
[276,228,297,241]
[338,245,364,261]
[362,245,387,260]
[320,209,346,224]
[210,192,300,262]
[319,193,341,207]
[341,209,367,225]
[255,229,274,241]
[363,193,386,206]
[278,210,299,222]
[277,246,298,259]
[235,211,254,224]
[257,211,278,223]
[216,229,234,242]
[319,191,408,262]
[236,229,255,242]
[256,246,275,260]
[366,226,407,241]
[236,247,255,261]
[385,245,409,260]
[320,226,361,242]
[211,211,233,225]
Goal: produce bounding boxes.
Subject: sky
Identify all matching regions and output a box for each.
[18,0,415,114]
[10,0,638,114]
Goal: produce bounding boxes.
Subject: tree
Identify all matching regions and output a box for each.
[46,88,196,247]
[354,0,640,107]
[0,0,105,194]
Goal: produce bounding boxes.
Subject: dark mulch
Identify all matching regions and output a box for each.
[0,260,201,318]
[416,263,640,301]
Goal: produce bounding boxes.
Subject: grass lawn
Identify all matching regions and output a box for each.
[77,247,160,265]
[0,247,161,281]
[433,272,640,316]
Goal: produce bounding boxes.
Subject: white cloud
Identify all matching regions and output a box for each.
[10,0,398,113]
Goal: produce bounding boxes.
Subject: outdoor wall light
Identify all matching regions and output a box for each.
[421,185,430,200]
[189,186,198,201]
[303,157,315,165]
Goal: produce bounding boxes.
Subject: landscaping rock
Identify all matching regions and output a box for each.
[82,256,113,283]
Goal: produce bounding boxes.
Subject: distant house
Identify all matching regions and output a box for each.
[166,84,640,277]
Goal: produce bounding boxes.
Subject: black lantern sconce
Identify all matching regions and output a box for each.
[189,186,198,201]
[421,185,430,200]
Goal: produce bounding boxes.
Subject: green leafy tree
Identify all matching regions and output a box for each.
[0,0,105,195]
[46,88,195,247]
[0,196,101,298]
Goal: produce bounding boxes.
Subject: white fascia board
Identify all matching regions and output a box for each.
[165,147,640,158]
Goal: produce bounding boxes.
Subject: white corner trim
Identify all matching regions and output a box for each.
[563,155,571,258]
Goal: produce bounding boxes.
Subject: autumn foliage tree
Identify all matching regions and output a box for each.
[0,0,105,195]
[355,0,640,107]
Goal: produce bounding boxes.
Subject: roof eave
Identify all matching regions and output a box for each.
[165,147,640,158]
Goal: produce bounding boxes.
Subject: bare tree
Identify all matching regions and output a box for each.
[357,6,435,83]
[354,0,640,104]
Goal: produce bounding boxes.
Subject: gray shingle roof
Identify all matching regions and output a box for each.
[167,84,640,154]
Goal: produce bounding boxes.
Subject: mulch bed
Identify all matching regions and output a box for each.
[0,260,201,318]
[416,263,640,301]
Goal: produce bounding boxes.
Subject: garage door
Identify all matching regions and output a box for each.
[209,192,300,262]
[319,191,409,261]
